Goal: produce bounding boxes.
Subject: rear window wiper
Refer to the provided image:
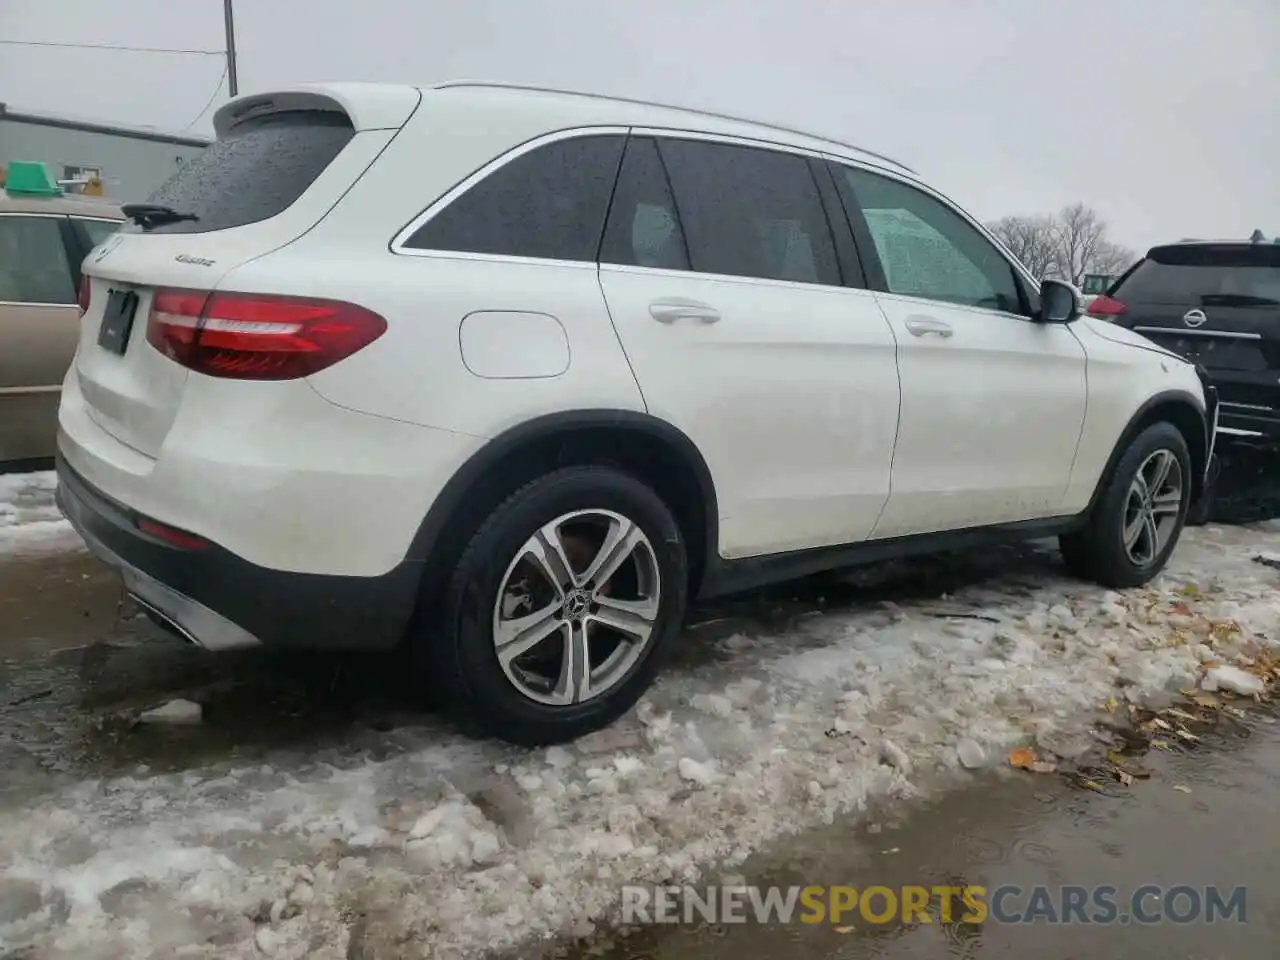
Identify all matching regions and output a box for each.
[121,203,200,230]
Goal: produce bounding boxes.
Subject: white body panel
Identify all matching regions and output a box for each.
[75,129,398,458]
[870,295,1088,537]
[599,265,901,557]
[56,79,1207,590]
[1063,318,1206,512]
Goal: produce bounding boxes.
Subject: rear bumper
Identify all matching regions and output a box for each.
[56,456,423,651]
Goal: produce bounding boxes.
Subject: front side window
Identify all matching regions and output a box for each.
[839,166,1024,314]
[0,216,74,304]
[403,135,626,263]
[655,138,840,286]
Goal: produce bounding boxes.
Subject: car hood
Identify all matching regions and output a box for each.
[1078,316,1187,362]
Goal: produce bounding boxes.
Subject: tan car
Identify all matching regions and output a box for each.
[0,189,123,466]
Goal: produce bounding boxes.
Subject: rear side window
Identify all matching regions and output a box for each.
[403,135,626,262]
[75,218,120,248]
[0,216,74,304]
[656,138,840,286]
[1115,245,1280,306]
[600,137,689,271]
[141,111,355,234]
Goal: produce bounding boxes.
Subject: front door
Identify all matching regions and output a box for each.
[830,163,1088,537]
[598,135,902,558]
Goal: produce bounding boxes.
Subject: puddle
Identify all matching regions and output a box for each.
[549,700,1280,959]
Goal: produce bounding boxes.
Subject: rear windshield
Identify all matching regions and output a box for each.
[138,110,355,234]
[1116,244,1280,306]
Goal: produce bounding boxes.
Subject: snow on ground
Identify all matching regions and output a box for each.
[0,471,83,558]
[2,522,1279,958]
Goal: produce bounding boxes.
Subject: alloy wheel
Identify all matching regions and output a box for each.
[1122,448,1183,566]
[492,509,661,706]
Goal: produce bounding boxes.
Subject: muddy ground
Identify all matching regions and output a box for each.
[0,438,1276,959]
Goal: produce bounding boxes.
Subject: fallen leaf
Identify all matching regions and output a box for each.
[834,926,854,934]
[1166,708,1199,723]
[1117,770,1134,787]
[1028,761,1057,774]
[1106,749,1128,767]
[1170,602,1194,616]
[1083,779,1103,791]
[1189,693,1220,709]
[1150,739,1171,750]
[1175,729,1201,743]
[1103,697,1120,713]
[1008,747,1037,769]
[1151,717,1172,731]
[1173,785,1192,794]
[1179,584,1200,597]
[1211,621,1241,641]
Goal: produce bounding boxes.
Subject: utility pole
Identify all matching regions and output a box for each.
[223,0,239,97]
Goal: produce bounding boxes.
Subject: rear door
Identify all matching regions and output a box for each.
[0,212,80,461]
[1105,244,1280,418]
[75,89,418,459]
[597,134,901,558]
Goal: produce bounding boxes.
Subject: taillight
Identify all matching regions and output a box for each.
[145,289,387,380]
[78,277,91,316]
[1086,294,1127,318]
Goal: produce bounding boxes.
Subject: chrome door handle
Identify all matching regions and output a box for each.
[649,299,721,324]
[904,316,953,338]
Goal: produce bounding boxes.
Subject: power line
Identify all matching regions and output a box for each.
[0,38,222,56]
[180,63,229,132]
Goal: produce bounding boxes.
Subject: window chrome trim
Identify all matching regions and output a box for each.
[392,123,870,290]
[389,125,631,258]
[388,120,1028,307]
[0,300,76,308]
[0,212,69,220]
[1134,326,1262,341]
[598,261,880,296]
[0,384,62,396]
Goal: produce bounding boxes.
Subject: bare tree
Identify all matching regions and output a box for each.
[1087,238,1137,279]
[1052,203,1136,286]
[987,214,1059,279]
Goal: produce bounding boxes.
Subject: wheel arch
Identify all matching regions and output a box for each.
[1086,389,1208,514]
[406,409,719,603]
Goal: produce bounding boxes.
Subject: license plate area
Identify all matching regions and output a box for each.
[97,289,140,356]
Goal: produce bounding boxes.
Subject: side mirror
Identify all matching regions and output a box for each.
[1038,279,1081,323]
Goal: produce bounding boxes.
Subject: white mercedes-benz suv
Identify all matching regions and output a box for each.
[57,81,1218,745]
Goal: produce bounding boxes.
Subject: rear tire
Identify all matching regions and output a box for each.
[1059,422,1191,588]
[415,465,688,746]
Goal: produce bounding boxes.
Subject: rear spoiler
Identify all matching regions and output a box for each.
[213,84,421,138]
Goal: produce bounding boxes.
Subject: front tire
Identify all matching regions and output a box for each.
[1059,422,1191,588]
[417,465,689,746]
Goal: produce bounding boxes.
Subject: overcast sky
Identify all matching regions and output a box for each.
[2,0,1276,252]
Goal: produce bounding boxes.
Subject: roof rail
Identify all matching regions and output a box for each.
[430,79,916,174]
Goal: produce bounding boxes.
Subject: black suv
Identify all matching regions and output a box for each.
[1088,232,1280,442]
